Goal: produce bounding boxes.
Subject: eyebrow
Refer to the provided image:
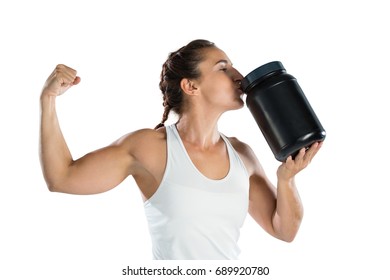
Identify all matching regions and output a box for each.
[215,59,233,66]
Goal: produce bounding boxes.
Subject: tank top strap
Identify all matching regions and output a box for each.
[219,133,249,179]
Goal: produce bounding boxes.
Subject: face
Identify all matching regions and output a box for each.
[193,47,244,111]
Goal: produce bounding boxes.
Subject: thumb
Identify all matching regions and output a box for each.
[72,76,81,86]
[62,76,81,87]
[60,76,81,92]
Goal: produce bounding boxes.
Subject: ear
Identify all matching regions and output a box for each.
[180,78,199,96]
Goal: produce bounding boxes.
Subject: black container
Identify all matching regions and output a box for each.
[241,61,326,162]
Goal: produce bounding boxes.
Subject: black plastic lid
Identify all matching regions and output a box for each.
[241,61,285,92]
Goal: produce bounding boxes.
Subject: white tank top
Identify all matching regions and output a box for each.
[144,124,249,260]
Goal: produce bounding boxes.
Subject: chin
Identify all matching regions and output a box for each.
[229,99,245,111]
[236,96,245,108]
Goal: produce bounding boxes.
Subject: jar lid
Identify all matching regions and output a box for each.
[241,61,285,92]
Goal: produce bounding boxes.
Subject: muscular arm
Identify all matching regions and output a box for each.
[248,164,303,242]
[232,138,322,242]
[39,65,133,194]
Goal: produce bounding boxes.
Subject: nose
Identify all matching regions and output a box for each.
[234,79,242,89]
[233,67,244,80]
[232,67,244,88]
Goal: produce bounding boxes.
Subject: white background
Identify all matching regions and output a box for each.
[1,0,389,279]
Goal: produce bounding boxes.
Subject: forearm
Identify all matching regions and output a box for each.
[273,177,303,242]
[245,142,321,242]
[39,94,73,190]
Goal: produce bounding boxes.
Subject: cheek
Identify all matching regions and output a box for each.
[201,76,234,101]
[213,86,233,101]
[212,77,234,95]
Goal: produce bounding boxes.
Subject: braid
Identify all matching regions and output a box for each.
[154,39,215,130]
[154,96,172,129]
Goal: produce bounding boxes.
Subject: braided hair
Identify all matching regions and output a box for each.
[154,39,215,129]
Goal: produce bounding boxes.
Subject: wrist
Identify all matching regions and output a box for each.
[41,88,57,98]
[40,92,57,113]
[277,175,295,187]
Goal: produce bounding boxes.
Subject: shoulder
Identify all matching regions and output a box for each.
[225,136,254,159]
[226,136,262,176]
[226,136,252,155]
[117,127,166,143]
[112,127,166,156]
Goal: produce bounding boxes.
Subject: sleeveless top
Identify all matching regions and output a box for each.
[144,124,250,260]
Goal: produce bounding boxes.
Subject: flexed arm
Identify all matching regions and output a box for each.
[39,65,133,194]
[39,64,80,191]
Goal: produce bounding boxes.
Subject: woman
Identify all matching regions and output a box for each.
[39,39,322,260]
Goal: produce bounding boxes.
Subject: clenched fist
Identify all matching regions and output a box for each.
[41,64,81,97]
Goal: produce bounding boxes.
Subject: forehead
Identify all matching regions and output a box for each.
[201,47,232,66]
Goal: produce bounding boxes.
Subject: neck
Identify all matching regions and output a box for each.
[175,111,222,149]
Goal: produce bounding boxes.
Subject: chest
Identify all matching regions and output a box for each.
[184,143,230,180]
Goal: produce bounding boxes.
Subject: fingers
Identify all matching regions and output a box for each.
[56,64,80,87]
[306,141,323,160]
[42,64,80,97]
[277,142,323,181]
[294,141,323,164]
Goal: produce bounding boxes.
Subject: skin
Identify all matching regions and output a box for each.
[40,47,322,243]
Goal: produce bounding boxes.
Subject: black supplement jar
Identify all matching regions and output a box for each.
[241,61,326,162]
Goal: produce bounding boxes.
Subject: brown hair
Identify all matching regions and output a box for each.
[154,39,215,129]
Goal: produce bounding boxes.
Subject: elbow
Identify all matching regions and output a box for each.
[280,233,297,243]
[42,171,70,193]
[42,175,58,192]
[275,214,303,243]
[275,227,299,243]
[281,220,303,243]
[47,184,59,192]
[46,181,62,193]
[44,177,67,193]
